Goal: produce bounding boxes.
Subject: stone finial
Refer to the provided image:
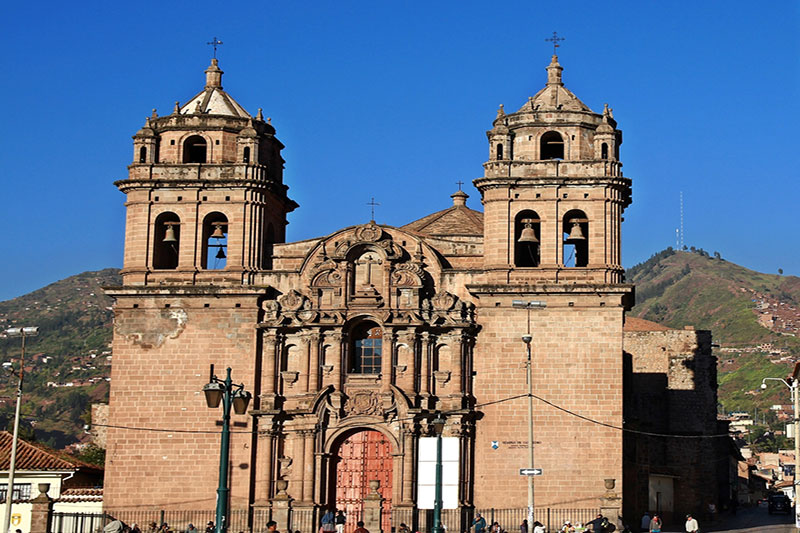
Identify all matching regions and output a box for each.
[195,100,204,114]
[151,108,158,119]
[173,101,180,114]
[546,55,563,86]
[267,117,272,125]
[256,108,264,121]
[496,104,505,118]
[451,190,468,207]
[205,58,223,88]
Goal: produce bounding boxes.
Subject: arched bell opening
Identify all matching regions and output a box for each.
[138,146,147,163]
[183,135,207,163]
[201,212,228,270]
[243,146,251,163]
[153,212,180,270]
[496,143,504,160]
[514,210,541,267]
[347,321,383,374]
[562,209,589,267]
[540,131,564,160]
[601,143,609,160]
[327,428,394,533]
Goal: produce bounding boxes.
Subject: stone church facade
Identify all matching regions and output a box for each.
[104,55,724,530]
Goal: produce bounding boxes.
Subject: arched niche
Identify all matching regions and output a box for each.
[201,212,228,270]
[153,212,180,270]
[562,209,589,267]
[514,209,541,267]
[540,131,564,160]
[183,135,207,163]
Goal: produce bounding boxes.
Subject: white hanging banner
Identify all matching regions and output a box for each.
[417,437,459,509]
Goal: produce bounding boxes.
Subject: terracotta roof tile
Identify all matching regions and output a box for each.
[623,316,673,332]
[0,431,102,472]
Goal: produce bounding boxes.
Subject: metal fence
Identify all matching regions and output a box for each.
[51,507,600,533]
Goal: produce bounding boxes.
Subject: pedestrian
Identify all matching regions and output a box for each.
[471,513,487,533]
[520,519,528,533]
[266,520,279,533]
[648,514,661,533]
[149,523,159,533]
[131,524,142,533]
[639,513,649,533]
[321,509,336,533]
[159,523,170,533]
[398,523,411,533]
[532,522,545,533]
[560,521,574,533]
[186,524,197,533]
[684,514,698,533]
[588,514,606,533]
[335,511,347,533]
[205,523,214,533]
[490,521,502,533]
[353,521,369,533]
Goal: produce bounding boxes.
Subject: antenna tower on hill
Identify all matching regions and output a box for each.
[680,191,684,249]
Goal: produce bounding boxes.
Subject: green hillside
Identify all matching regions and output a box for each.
[627,248,800,413]
[0,269,120,448]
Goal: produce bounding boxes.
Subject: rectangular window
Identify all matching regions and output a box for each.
[0,483,32,503]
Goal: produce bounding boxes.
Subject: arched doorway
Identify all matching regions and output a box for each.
[330,429,393,533]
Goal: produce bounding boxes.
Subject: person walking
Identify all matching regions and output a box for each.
[684,514,698,533]
[532,522,545,533]
[520,519,528,533]
[321,509,336,533]
[266,520,279,533]
[335,511,346,533]
[588,514,606,533]
[353,521,369,533]
[648,514,662,533]
[639,513,650,533]
[471,513,487,533]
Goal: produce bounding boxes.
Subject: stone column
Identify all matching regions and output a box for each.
[309,332,321,393]
[261,332,278,410]
[381,331,395,391]
[271,479,293,532]
[302,430,316,503]
[402,429,415,504]
[300,335,312,392]
[599,478,622,523]
[254,428,275,505]
[363,480,384,533]
[289,432,305,501]
[420,332,431,402]
[450,332,464,396]
[30,483,53,533]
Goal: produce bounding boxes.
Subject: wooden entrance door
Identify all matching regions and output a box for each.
[332,429,393,533]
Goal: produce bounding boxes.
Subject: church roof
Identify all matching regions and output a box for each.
[402,190,483,238]
[0,431,101,472]
[516,55,592,113]
[623,317,673,332]
[179,59,251,118]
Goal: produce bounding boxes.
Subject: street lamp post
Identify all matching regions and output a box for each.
[203,367,251,533]
[2,326,39,533]
[431,413,446,533]
[762,375,800,527]
[511,300,546,527]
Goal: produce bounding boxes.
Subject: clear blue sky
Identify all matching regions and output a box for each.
[1,1,798,301]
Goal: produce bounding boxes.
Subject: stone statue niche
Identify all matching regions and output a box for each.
[354,251,384,295]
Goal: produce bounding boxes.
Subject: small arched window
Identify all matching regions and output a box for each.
[540,131,564,160]
[514,210,541,267]
[496,143,504,160]
[601,143,609,160]
[201,212,228,270]
[139,146,147,163]
[243,146,250,163]
[153,212,180,270]
[350,321,382,374]
[563,209,589,267]
[183,135,207,163]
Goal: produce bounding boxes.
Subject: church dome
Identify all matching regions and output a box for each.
[179,59,251,118]
[516,55,592,113]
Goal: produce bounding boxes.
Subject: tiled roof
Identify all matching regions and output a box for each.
[623,317,673,332]
[402,198,483,238]
[57,488,103,503]
[0,431,101,472]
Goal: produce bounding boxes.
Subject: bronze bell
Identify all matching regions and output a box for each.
[518,222,539,243]
[215,246,226,260]
[210,223,226,239]
[565,221,586,243]
[163,224,178,243]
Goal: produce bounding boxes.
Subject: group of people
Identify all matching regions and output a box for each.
[640,511,700,533]
[471,513,614,533]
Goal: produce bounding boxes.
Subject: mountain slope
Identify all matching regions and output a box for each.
[0,268,120,448]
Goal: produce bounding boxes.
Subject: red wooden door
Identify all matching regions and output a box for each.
[333,429,393,533]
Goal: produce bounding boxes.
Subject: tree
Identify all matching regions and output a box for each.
[779,268,784,275]
[78,444,106,467]
[714,251,721,260]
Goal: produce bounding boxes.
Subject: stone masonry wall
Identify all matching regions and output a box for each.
[472,293,624,508]
[105,294,261,509]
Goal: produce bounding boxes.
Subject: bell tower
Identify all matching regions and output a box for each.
[117,58,298,285]
[474,54,631,284]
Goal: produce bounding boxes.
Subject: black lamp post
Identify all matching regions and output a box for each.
[203,367,251,533]
[431,412,446,533]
